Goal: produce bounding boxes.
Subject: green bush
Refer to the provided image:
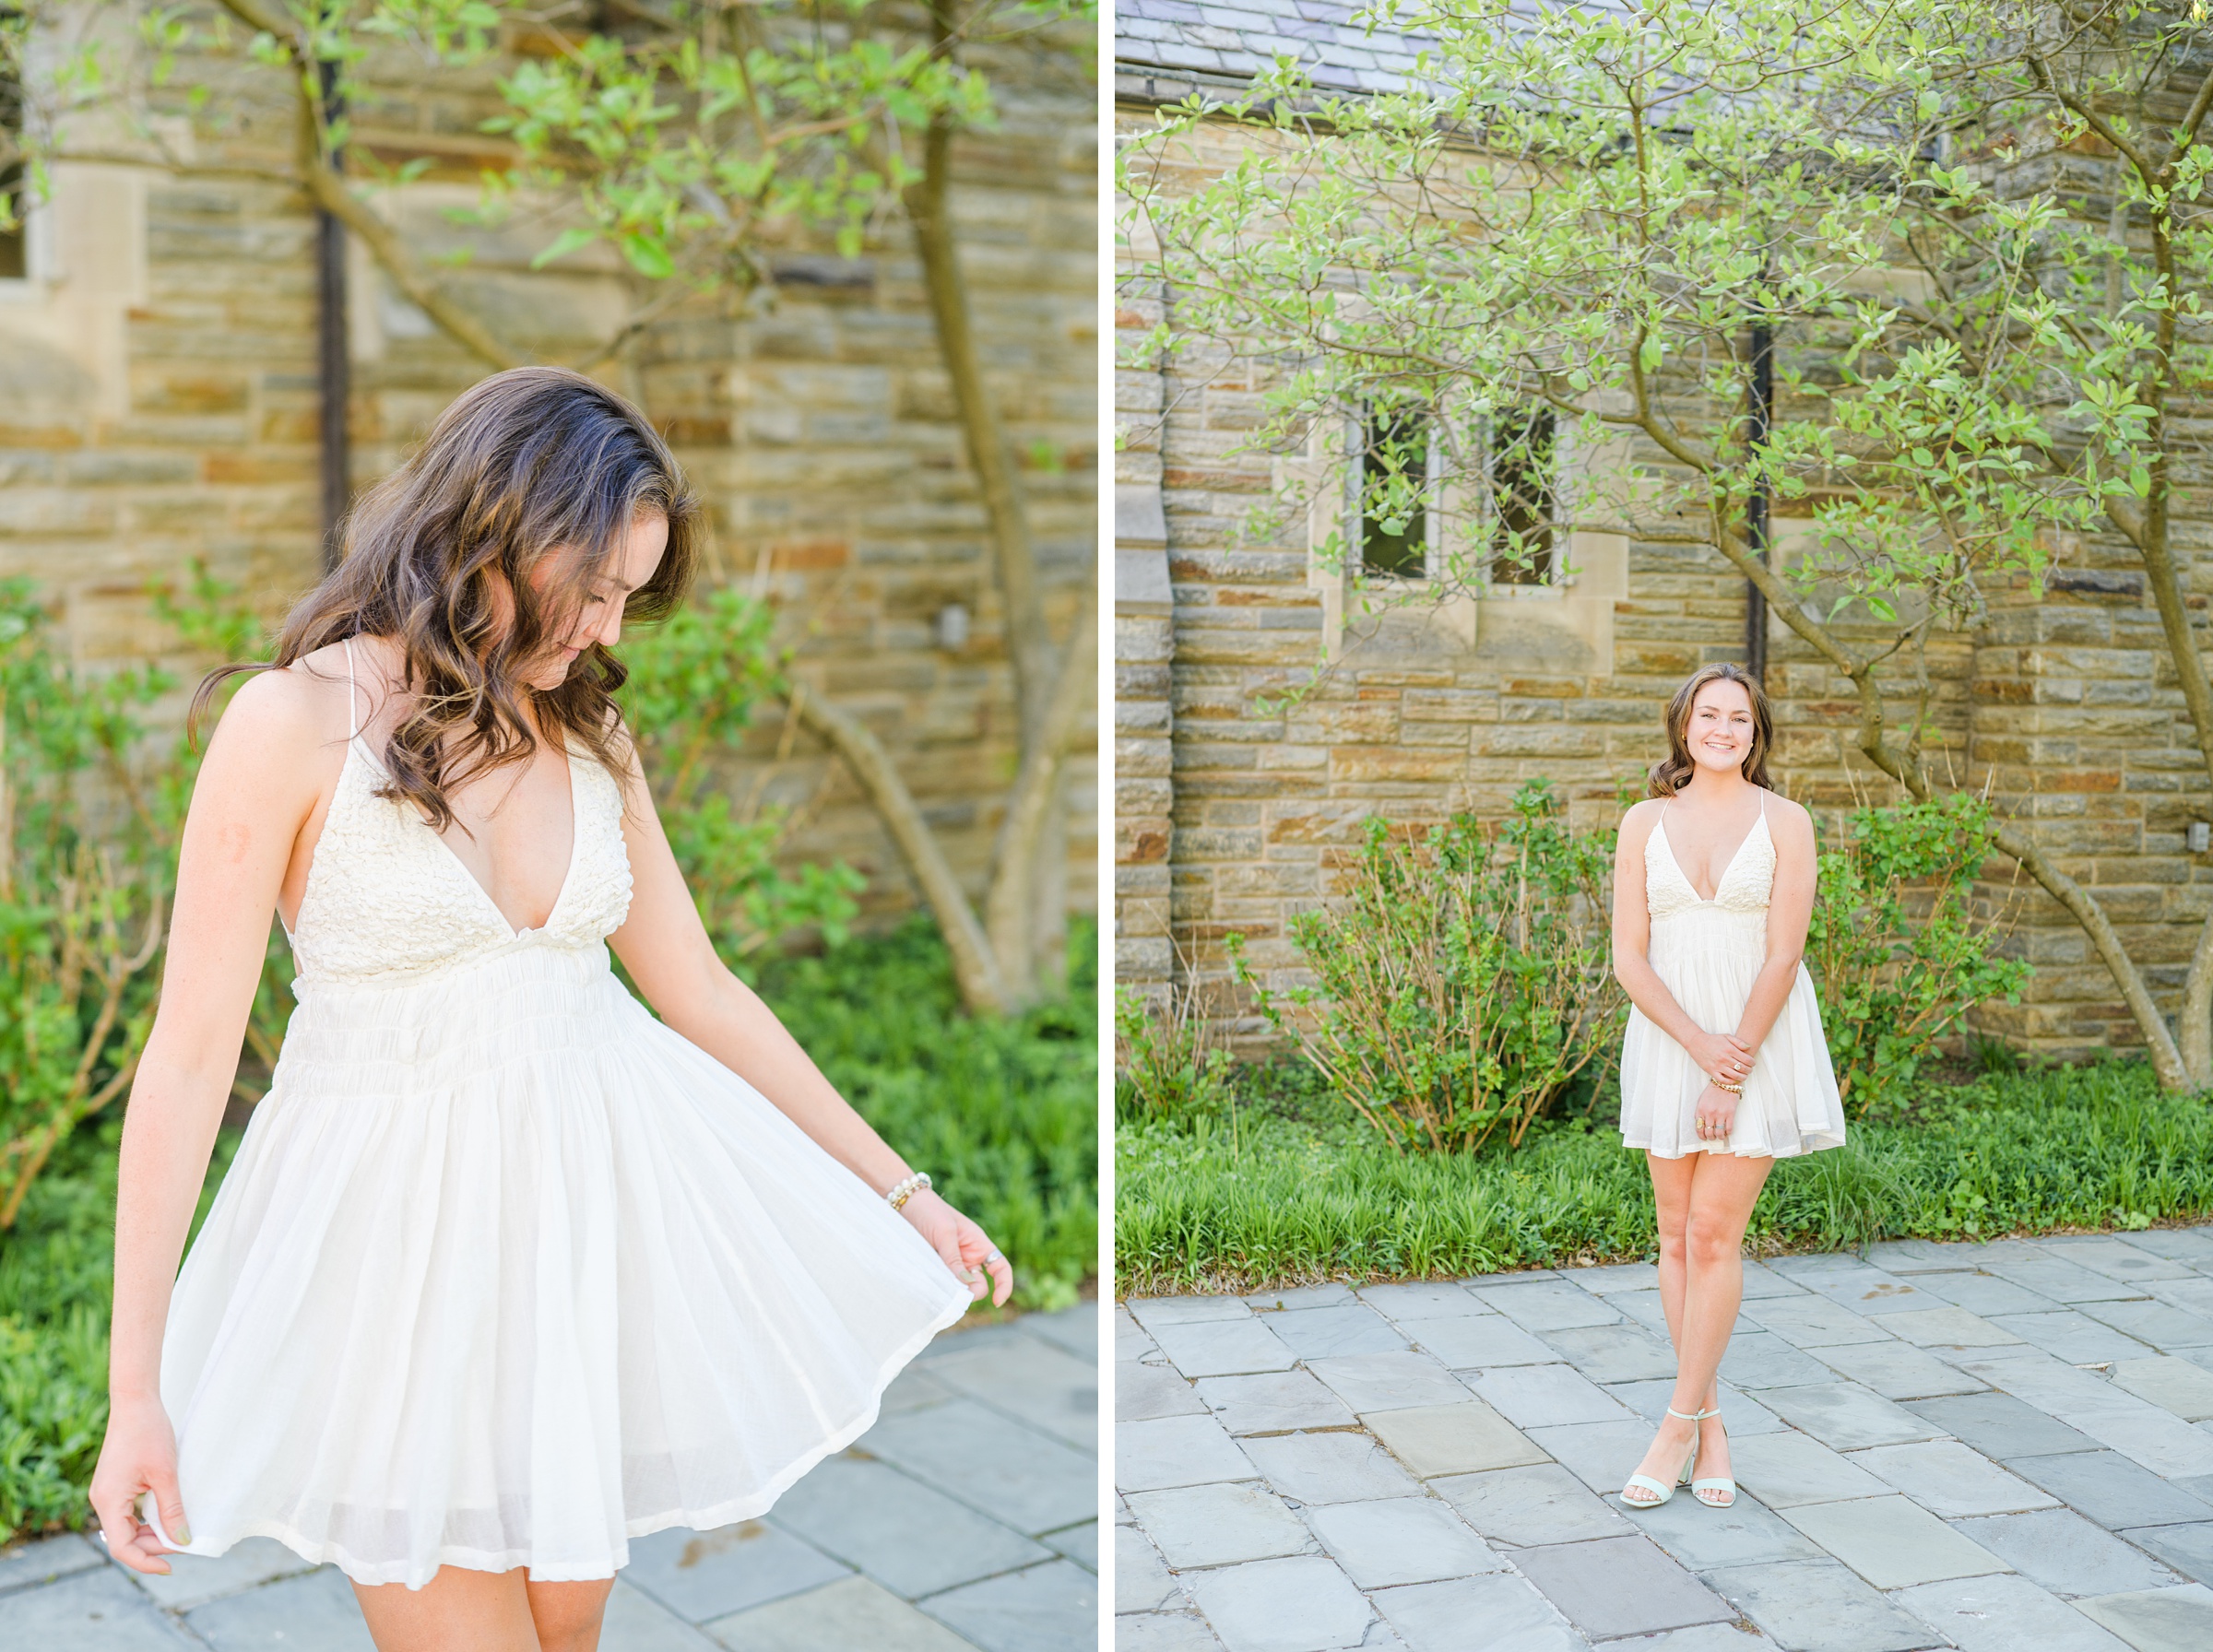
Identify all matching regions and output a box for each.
[1,582,182,1230]
[1115,977,1236,1129]
[0,1119,238,1540]
[1116,1060,2213,1295]
[616,586,865,964]
[1807,793,2030,1116]
[1229,781,1624,1155]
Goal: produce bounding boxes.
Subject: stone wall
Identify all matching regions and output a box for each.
[1115,99,2213,1062]
[0,15,1098,936]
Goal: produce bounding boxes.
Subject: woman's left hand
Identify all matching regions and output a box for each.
[1695,1084,1737,1146]
[899,1187,1013,1306]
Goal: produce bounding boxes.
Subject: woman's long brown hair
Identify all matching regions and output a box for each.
[1647,663,1775,797]
[191,366,700,832]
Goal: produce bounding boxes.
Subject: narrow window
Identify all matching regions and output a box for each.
[0,9,24,279]
[1360,405,1429,578]
[1489,406,1556,585]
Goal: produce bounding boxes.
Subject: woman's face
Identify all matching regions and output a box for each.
[1684,679,1756,777]
[513,511,671,690]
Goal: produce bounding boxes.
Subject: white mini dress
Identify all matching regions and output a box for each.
[153,640,971,1587]
[1616,790,1847,1159]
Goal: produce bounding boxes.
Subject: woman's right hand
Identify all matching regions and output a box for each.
[1686,1029,1755,1090]
[90,1393,189,1575]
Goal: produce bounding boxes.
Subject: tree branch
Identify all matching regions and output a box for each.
[786,684,1009,1016]
[981,572,1097,979]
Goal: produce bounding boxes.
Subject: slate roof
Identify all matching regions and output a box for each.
[1114,0,1440,95]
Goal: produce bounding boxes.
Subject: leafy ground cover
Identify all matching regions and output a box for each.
[1117,1058,2213,1296]
[0,919,1097,1544]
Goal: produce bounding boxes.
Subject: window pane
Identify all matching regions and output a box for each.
[1490,407,1555,585]
[0,10,22,280]
[1361,407,1427,578]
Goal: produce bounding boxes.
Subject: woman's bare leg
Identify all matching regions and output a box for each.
[526,1576,617,1652]
[350,1566,614,1652]
[1625,1149,1773,1502]
[351,1566,540,1652]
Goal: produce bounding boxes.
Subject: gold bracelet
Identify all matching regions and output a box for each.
[886,1171,932,1210]
[1710,1080,1743,1094]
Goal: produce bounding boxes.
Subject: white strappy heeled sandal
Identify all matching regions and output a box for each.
[1688,1407,1736,1507]
[1618,1408,1702,1508]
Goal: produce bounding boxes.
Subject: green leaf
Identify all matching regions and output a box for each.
[620,230,674,279]
[529,226,598,270]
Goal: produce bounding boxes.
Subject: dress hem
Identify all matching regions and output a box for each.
[1624,1133,1844,1162]
[156,1286,975,1591]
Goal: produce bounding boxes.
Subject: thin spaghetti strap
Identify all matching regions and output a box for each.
[341,636,361,742]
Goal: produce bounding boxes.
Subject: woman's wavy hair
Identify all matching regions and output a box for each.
[191,366,700,832]
[1647,662,1775,796]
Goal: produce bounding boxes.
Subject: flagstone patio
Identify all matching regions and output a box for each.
[1116,1230,2213,1652]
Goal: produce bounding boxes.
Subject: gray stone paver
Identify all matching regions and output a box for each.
[2,1309,1095,1652]
[1119,1227,2213,1652]
[1808,1338,1991,1399]
[2073,1581,2213,1651]
[1951,1507,2180,1599]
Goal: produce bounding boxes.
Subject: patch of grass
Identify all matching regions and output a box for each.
[1117,1059,2213,1295]
[0,918,1096,1542]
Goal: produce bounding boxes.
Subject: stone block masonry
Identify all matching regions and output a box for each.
[2,28,1096,939]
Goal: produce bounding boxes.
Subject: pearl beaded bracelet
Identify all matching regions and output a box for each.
[885,1171,932,1210]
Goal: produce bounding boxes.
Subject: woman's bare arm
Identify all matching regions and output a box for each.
[95,667,334,1571]
[603,731,1009,1305]
[1734,798,1817,1056]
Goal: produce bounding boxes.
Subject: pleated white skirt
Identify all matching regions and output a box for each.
[1617,906,1846,1160]
[156,944,971,1588]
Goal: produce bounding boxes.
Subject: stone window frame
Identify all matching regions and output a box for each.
[1299,396,1588,657]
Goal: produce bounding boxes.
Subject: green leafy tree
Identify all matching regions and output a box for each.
[1120,0,2213,1083]
[6,0,1096,1013]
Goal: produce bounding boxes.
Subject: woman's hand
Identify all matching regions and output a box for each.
[899,1188,1013,1307]
[90,1394,188,1575]
[1686,1029,1754,1090]
[1695,1082,1738,1147]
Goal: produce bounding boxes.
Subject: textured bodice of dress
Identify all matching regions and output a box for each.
[286,730,633,987]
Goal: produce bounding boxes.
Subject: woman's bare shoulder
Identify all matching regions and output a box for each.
[1765,790,1815,829]
[1616,796,1665,849]
[206,652,351,761]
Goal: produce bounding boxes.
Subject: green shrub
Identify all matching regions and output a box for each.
[1231,781,1624,1155]
[1806,793,2030,1116]
[0,1119,238,1540]
[616,586,865,964]
[0,582,178,1229]
[1115,976,1236,1129]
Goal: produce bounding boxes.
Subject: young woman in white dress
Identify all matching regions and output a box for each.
[1610,663,1845,1510]
[89,367,1012,1651]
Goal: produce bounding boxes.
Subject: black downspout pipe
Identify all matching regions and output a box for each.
[317,59,349,571]
[1745,309,1773,682]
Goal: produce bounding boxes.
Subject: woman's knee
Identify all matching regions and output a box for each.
[1683,1210,1744,1268]
[527,1579,612,1652]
